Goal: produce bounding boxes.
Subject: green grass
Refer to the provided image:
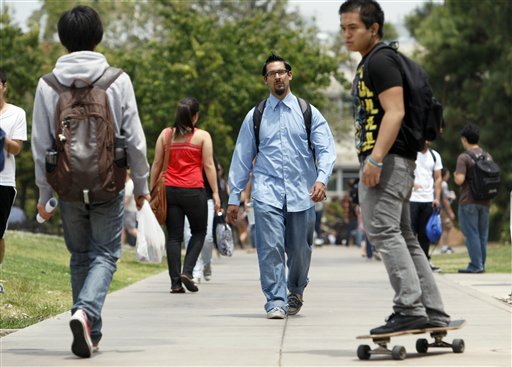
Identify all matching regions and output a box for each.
[0,231,167,329]
[432,243,512,273]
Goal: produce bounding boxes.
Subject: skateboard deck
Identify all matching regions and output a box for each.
[356,320,466,360]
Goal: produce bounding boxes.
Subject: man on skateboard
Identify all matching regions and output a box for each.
[338,0,451,335]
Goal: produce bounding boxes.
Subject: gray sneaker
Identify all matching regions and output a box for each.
[266,307,287,319]
[287,293,303,316]
[203,264,212,281]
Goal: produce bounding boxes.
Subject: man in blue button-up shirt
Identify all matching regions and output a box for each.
[227,54,336,319]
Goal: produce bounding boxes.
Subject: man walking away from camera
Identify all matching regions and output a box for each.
[32,6,150,358]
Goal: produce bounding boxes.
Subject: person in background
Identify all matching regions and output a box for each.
[454,123,492,273]
[0,69,27,295]
[32,6,150,358]
[183,156,219,283]
[123,170,138,247]
[150,97,220,294]
[409,142,443,272]
[440,168,456,254]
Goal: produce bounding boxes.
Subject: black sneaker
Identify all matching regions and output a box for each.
[180,274,198,292]
[425,319,449,328]
[370,313,428,335]
[287,293,303,316]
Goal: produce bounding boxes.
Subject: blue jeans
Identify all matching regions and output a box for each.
[359,155,450,323]
[253,200,315,312]
[458,204,489,272]
[184,198,214,279]
[60,192,124,345]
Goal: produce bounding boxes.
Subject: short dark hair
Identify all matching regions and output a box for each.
[58,5,103,52]
[174,97,200,136]
[261,53,292,77]
[460,123,480,144]
[338,0,385,38]
[0,70,7,85]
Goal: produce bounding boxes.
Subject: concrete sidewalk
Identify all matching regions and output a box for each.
[0,245,510,366]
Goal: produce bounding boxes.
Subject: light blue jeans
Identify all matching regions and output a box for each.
[253,200,315,313]
[60,192,124,344]
[184,198,214,279]
[458,204,489,272]
[359,155,450,323]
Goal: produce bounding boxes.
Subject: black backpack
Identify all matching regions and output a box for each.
[252,96,314,158]
[364,42,445,151]
[465,150,500,200]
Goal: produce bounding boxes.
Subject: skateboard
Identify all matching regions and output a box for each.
[356,319,466,360]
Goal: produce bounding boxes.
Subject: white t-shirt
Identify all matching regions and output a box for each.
[0,104,27,187]
[410,149,443,203]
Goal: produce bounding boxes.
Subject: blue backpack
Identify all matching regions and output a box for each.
[0,128,5,172]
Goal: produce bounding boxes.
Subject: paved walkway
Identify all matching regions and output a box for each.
[1,245,510,366]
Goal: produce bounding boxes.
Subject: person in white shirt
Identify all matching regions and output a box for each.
[409,142,443,271]
[0,70,28,294]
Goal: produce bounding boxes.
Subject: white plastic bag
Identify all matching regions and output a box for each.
[215,212,234,257]
[136,201,165,263]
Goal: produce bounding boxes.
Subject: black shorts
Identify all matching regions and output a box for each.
[0,186,16,238]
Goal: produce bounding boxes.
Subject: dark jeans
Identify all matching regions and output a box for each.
[410,201,433,259]
[165,186,207,289]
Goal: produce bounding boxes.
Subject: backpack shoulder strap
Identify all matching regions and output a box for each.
[465,149,481,162]
[42,73,67,94]
[161,128,173,172]
[252,99,267,153]
[429,148,437,164]
[93,67,124,90]
[297,96,314,155]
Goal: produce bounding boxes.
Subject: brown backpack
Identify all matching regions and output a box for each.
[42,67,127,203]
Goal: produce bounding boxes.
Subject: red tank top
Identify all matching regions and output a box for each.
[165,128,204,188]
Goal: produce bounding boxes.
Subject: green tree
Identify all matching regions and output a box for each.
[405,0,512,241]
[6,0,346,222]
[0,9,42,215]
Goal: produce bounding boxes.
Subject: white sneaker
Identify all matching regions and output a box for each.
[266,307,287,319]
[70,309,93,358]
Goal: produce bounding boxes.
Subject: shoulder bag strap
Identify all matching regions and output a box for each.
[161,128,172,175]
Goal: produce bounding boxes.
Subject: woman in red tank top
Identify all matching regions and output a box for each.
[150,97,220,293]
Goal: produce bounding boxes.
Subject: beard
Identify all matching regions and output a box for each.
[275,87,285,95]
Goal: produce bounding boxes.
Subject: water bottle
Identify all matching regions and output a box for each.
[114,136,127,168]
[36,198,59,223]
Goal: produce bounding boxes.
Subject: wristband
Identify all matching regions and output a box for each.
[367,156,383,169]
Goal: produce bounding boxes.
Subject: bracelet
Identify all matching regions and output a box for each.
[367,156,383,169]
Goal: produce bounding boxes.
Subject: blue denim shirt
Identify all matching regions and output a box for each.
[228,92,336,212]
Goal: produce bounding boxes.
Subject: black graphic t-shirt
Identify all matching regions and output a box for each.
[352,44,417,160]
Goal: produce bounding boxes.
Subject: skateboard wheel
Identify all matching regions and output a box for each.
[357,344,371,360]
[391,345,406,360]
[452,339,465,353]
[416,338,429,353]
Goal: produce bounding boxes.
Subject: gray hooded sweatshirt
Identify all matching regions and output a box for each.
[32,51,149,204]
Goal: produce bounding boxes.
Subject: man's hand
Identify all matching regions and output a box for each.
[36,202,54,222]
[136,194,151,210]
[310,182,326,202]
[227,204,239,224]
[432,199,440,209]
[362,161,381,188]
